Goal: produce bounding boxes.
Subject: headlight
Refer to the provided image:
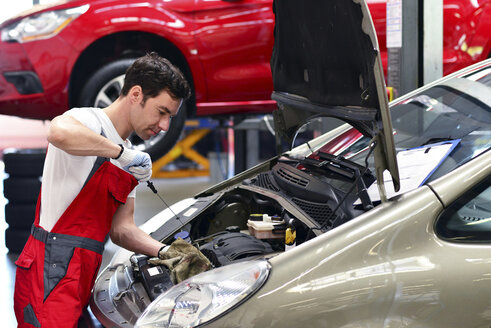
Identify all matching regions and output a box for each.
[135,260,271,328]
[1,4,89,43]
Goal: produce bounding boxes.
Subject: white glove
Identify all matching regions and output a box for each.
[115,146,152,182]
[128,166,152,182]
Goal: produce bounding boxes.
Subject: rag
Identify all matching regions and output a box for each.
[148,238,212,284]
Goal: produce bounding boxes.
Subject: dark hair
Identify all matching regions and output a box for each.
[121,52,191,104]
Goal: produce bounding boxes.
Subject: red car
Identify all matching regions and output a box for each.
[0,0,490,159]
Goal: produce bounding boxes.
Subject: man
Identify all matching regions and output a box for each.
[13,53,191,327]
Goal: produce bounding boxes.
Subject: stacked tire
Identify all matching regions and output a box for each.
[3,148,45,253]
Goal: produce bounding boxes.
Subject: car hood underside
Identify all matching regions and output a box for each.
[270,0,400,192]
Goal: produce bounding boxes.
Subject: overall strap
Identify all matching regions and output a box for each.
[82,129,109,188]
[82,155,108,189]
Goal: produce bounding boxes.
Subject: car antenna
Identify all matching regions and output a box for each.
[147,181,185,227]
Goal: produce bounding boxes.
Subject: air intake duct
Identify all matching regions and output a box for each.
[272,163,340,203]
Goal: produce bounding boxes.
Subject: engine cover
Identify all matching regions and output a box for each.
[200,232,273,267]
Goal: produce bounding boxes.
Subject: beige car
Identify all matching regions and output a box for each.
[90,0,491,327]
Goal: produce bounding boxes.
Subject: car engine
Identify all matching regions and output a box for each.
[129,157,373,302]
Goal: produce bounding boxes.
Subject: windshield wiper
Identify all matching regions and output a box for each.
[422,137,455,146]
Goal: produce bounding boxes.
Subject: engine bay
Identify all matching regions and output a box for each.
[131,156,375,301]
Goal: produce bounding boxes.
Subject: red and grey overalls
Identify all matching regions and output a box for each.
[14,155,138,327]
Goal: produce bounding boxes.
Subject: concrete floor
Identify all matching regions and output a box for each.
[1,159,213,327]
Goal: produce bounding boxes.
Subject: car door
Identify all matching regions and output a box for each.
[193,0,274,108]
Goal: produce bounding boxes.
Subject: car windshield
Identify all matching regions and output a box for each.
[331,67,491,184]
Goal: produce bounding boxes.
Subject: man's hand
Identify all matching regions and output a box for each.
[115,147,152,181]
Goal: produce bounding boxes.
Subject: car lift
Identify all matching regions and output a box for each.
[151,119,218,179]
[150,116,274,180]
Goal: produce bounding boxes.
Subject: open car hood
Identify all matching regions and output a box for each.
[271,0,400,193]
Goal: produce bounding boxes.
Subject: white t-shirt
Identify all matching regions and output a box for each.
[39,107,136,232]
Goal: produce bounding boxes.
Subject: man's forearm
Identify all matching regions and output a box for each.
[111,224,164,257]
[48,115,121,158]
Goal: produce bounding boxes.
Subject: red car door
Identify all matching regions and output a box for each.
[193,0,275,115]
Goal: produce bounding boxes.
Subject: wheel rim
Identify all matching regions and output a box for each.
[129,132,167,152]
[94,75,124,108]
[94,74,168,153]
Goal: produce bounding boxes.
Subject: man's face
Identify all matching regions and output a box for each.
[134,90,182,140]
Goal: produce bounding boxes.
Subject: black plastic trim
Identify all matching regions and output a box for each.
[3,71,44,94]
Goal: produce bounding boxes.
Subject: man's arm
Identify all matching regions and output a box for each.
[48,114,122,158]
[109,197,164,257]
[49,114,152,182]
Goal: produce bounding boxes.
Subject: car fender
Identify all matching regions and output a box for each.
[60,3,204,91]
[209,186,445,327]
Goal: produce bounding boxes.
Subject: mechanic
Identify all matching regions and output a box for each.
[13,52,191,328]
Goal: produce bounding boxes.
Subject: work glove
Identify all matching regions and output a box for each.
[115,146,152,182]
[150,239,212,284]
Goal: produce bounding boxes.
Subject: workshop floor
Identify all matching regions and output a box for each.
[1,159,213,327]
